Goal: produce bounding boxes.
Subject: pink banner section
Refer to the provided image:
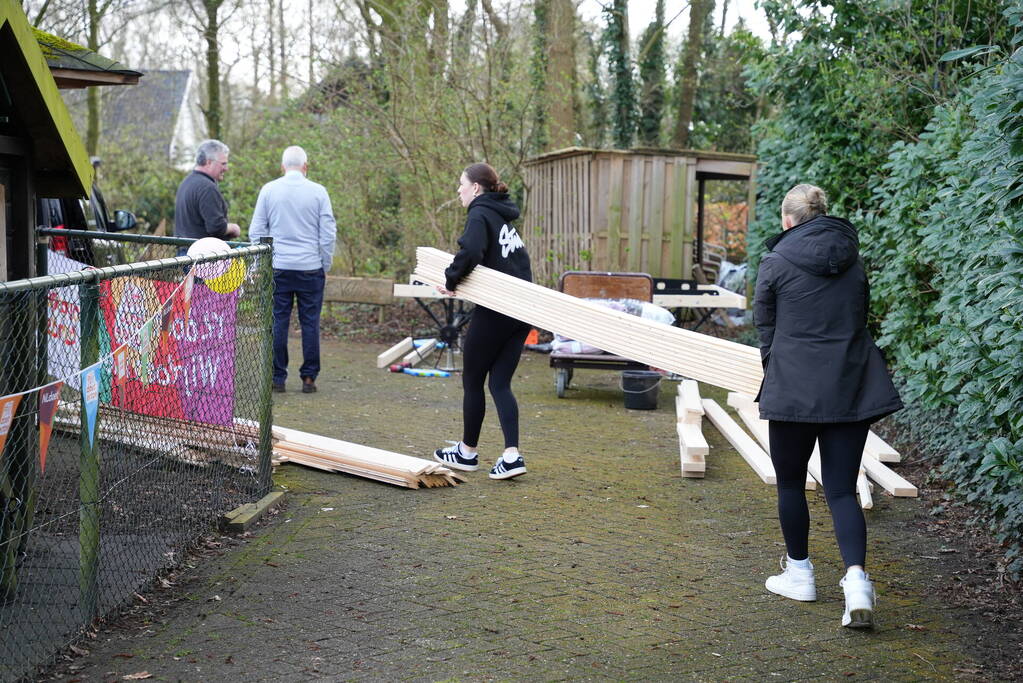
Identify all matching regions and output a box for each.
[99,276,239,426]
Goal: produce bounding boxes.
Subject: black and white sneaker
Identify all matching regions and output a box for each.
[489,455,527,480]
[433,442,479,471]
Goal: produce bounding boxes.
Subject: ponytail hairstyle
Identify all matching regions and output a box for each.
[464,162,509,194]
[781,183,828,226]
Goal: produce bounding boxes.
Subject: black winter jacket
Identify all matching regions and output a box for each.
[444,193,532,291]
[753,215,902,423]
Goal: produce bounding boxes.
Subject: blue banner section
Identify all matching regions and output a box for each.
[81,362,102,447]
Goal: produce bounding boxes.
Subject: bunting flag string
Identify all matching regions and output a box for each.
[38,380,63,474]
[0,393,24,464]
[81,363,102,448]
[0,254,239,468]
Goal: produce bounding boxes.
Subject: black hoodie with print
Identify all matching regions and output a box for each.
[753,214,902,423]
[444,192,532,291]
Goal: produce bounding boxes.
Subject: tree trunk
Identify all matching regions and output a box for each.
[268,0,277,100]
[279,0,288,99]
[203,0,223,139]
[546,0,575,149]
[672,0,708,148]
[86,0,102,156]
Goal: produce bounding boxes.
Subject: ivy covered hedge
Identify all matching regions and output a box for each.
[750,1,1023,575]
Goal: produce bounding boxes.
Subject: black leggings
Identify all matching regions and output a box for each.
[768,420,871,568]
[461,306,530,449]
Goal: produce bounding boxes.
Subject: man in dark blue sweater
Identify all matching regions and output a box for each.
[174,140,241,242]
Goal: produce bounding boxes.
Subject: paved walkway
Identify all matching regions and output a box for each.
[55,340,985,681]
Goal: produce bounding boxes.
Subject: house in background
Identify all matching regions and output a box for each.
[62,69,204,170]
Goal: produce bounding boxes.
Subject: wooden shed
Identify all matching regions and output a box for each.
[521,147,757,285]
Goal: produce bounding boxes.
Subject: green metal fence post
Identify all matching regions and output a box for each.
[78,275,101,621]
[256,237,274,496]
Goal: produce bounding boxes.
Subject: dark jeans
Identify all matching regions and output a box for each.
[768,419,871,568]
[272,268,325,384]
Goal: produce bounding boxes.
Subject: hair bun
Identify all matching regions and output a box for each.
[493,181,509,194]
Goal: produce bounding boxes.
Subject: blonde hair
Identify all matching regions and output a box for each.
[781,184,828,225]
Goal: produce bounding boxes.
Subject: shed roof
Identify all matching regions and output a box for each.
[0,0,92,196]
[33,26,141,88]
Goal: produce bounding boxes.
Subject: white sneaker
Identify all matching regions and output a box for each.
[765,556,817,601]
[840,573,875,628]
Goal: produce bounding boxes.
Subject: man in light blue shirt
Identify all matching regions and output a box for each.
[250,146,337,394]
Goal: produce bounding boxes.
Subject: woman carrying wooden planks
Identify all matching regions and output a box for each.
[754,183,903,629]
[433,163,533,480]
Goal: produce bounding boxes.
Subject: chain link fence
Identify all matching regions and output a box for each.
[0,231,273,682]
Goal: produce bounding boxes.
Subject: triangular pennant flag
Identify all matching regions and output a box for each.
[160,298,174,347]
[38,381,63,474]
[0,393,24,463]
[138,319,154,384]
[181,270,195,324]
[81,363,101,448]
[111,343,129,405]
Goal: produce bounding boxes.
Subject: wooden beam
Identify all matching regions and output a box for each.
[864,431,900,463]
[414,248,763,395]
[859,455,918,498]
[377,337,414,368]
[403,339,438,366]
[702,398,776,485]
[324,276,394,305]
[726,392,816,490]
[676,380,704,424]
[652,286,746,309]
[677,421,708,478]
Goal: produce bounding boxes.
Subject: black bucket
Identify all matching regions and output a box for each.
[621,370,661,410]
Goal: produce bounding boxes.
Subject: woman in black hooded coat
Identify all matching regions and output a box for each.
[754,183,902,629]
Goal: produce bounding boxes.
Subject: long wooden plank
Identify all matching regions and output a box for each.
[414,248,763,395]
[652,287,746,309]
[860,456,918,497]
[677,421,708,478]
[725,392,816,490]
[727,392,913,500]
[702,398,776,485]
[403,339,438,366]
[377,336,414,368]
[676,380,704,424]
[864,431,900,463]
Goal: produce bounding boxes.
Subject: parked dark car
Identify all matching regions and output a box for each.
[39,175,137,267]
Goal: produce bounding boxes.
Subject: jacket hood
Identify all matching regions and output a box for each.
[765,215,859,277]
[468,192,520,222]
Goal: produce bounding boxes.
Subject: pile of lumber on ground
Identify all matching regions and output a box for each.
[271,425,465,489]
[414,247,763,396]
[673,383,916,509]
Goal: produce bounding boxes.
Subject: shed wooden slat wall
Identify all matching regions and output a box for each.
[522,148,755,285]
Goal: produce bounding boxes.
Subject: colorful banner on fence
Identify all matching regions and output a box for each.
[38,380,63,473]
[0,394,23,463]
[46,250,90,389]
[112,344,128,404]
[100,276,238,426]
[81,363,101,447]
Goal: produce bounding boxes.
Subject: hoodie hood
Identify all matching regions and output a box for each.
[468,192,520,222]
[764,214,859,277]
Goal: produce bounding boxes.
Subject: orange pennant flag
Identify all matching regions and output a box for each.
[38,381,63,474]
[112,344,129,405]
[0,393,24,463]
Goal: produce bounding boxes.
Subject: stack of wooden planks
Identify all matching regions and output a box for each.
[414,247,764,396]
[271,425,465,489]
